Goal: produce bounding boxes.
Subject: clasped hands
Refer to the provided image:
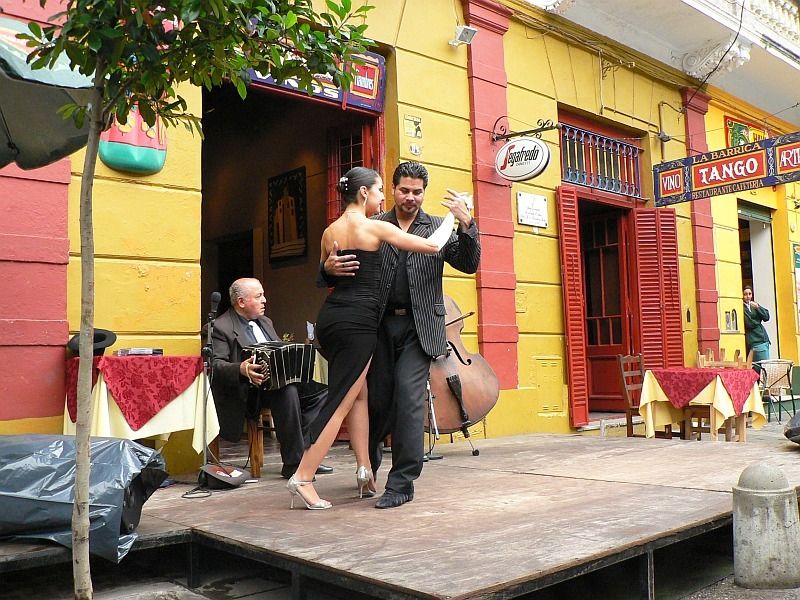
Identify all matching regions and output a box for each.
[324,188,472,277]
[441,188,473,225]
[241,356,266,386]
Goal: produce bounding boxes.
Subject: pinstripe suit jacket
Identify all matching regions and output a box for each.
[376,208,481,358]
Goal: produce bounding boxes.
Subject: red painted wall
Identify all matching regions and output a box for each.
[463,0,519,389]
[681,88,720,357]
[0,3,71,425]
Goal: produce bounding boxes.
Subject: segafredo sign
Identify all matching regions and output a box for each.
[494,137,551,181]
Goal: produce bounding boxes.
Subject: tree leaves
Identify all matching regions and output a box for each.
[19,0,375,135]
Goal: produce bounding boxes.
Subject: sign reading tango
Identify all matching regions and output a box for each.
[653,131,800,206]
[249,52,385,113]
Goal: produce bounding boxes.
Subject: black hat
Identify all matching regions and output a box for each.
[198,464,251,489]
[67,329,117,356]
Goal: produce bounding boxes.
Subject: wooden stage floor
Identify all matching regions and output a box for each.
[4,426,800,599]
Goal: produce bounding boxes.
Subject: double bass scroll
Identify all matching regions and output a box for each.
[426,296,500,447]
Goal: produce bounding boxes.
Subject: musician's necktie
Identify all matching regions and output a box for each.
[249,320,268,344]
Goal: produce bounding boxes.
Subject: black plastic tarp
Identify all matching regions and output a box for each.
[785,411,800,444]
[0,435,167,562]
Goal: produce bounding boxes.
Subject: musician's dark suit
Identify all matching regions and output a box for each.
[210,307,326,476]
[368,207,481,496]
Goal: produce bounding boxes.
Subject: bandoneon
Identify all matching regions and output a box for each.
[242,342,316,391]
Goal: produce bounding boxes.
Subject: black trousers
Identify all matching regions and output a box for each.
[368,314,431,495]
[247,382,327,471]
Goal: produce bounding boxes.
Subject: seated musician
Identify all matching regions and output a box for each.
[210,277,333,478]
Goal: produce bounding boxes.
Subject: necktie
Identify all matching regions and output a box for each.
[249,320,268,344]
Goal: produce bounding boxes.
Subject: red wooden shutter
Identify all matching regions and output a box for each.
[633,208,684,369]
[659,210,684,367]
[557,185,589,427]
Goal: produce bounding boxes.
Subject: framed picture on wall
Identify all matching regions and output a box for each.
[267,166,307,262]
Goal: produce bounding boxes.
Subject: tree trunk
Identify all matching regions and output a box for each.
[72,59,107,600]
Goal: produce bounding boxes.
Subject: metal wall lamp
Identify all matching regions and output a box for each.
[449,25,478,47]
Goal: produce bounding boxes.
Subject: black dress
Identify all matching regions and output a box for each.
[310,249,381,444]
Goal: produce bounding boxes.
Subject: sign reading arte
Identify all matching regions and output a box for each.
[249,52,385,113]
[654,131,800,206]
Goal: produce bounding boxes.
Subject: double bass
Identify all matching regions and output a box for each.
[426,296,500,454]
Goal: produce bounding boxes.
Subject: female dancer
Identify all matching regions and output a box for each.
[288,166,453,509]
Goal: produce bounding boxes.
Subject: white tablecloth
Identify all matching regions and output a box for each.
[63,372,219,453]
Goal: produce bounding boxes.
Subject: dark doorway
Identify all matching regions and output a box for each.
[580,202,631,412]
[200,82,381,338]
[214,231,253,316]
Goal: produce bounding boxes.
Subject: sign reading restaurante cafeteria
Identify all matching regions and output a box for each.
[653,131,800,206]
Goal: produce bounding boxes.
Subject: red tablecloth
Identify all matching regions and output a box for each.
[65,356,204,431]
[649,367,759,414]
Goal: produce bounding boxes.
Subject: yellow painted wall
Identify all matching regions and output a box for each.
[499,6,690,434]
[784,180,800,358]
[703,98,799,363]
[37,2,800,462]
[66,83,204,472]
[0,416,63,435]
[370,0,487,446]
[372,2,799,441]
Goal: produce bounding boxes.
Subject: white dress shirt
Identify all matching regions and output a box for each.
[249,320,269,344]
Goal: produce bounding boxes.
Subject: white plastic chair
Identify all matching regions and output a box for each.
[755,359,797,422]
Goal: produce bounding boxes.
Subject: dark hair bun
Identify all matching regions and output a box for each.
[336,176,349,195]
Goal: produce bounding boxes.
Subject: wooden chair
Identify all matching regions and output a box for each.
[696,348,753,369]
[617,354,672,438]
[247,407,275,479]
[755,359,797,422]
[690,348,753,441]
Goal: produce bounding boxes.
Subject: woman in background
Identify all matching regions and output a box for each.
[743,285,771,363]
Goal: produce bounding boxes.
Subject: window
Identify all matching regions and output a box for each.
[582,215,622,346]
[326,120,382,223]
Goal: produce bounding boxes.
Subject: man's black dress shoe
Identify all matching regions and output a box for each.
[281,464,333,479]
[375,490,414,509]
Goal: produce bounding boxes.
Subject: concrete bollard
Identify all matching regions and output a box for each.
[733,462,800,589]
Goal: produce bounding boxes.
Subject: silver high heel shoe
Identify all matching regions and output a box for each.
[356,466,376,499]
[287,475,332,510]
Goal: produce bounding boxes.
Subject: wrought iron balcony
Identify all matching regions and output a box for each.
[560,125,643,197]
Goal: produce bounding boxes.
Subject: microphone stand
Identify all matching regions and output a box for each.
[200,302,217,469]
[423,376,443,461]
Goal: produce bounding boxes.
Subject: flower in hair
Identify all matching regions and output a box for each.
[339,176,348,184]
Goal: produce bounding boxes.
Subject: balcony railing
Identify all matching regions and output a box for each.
[560,125,643,197]
[747,0,800,45]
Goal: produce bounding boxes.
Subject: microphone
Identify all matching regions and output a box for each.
[210,291,221,316]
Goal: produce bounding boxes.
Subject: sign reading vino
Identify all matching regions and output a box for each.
[654,132,800,206]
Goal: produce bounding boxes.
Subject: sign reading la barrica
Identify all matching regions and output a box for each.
[653,132,800,206]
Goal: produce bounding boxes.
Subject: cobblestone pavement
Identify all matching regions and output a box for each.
[683,576,800,600]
